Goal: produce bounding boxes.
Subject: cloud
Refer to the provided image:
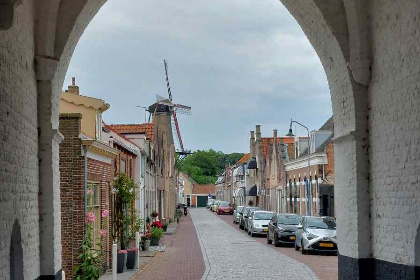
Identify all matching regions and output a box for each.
[65,0,331,153]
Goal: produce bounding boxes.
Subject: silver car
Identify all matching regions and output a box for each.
[233,206,244,224]
[295,216,337,255]
[247,211,274,237]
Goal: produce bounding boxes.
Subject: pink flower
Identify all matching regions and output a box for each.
[118,250,127,254]
[101,209,109,218]
[85,212,95,223]
[127,247,138,252]
[99,229,107,237]
[87,189,94,195]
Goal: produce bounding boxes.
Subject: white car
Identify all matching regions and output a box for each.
[207,199,215,208]
[233,206,244,224]
[247,211,274,237]
[295,216,337,255]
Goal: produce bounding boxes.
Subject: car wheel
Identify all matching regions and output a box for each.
[239,224,244,230]
[267,233,272,244]
[274,233,281,247]
[294,241,300,251]
[301,241,306,255]
[248,229,251,235]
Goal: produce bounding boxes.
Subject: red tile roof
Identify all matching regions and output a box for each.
[261,137,295,160]
[108,123,154,142]
[104,124,139,148]
[192,184,215,195]
[238,153,250,163]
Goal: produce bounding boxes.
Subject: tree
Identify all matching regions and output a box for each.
[178,150,244,184]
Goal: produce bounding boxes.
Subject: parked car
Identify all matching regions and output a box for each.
[239,206,261,230]
[247,211,274,237]
[295,216,337,255]
[233,206,244,224]
[217,201,233,215]
[267,213,301,247]
[211,200,220,212]
[207,199,215,208]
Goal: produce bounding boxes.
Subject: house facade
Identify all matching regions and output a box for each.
[284,117,335,217]
[59,79,120,276]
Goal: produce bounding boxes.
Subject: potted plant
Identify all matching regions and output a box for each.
[141,233,151,251]
[126,247,137,269]
[141,224,151,251]
[112,173,138,250]
[175,208,182,223]
[162,222,168,232]
[117,250,127,273]
[149,226,164,246]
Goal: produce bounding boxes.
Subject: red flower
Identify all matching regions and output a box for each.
[151,221,163,228]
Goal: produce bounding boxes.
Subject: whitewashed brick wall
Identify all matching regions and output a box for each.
[369,0,420,266]
[0,0,41,279]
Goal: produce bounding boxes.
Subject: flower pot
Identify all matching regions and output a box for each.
[150,237,159,246]
[162,225,168,232]
[126,250,137,269]
[142,240,150,251]
[117,252,127,273]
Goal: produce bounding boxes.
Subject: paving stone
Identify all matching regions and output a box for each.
[190,208,318,280]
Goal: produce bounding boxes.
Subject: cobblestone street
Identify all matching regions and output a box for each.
[191,208,318,280]
[216,211,338,280]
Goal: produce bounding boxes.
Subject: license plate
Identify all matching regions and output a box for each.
[263,228,268,232]
[225,210,230,212]
[319,242,333,247]
[290,236,296,240]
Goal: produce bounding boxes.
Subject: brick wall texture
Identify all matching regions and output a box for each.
[0,1,41,279]
[59,114,85,277]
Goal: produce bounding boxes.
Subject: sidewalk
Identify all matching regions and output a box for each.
[132,213,205,280]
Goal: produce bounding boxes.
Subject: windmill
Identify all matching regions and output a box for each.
[148,60,192,158]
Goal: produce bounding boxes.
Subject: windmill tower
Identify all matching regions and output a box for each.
[148,60,192,158]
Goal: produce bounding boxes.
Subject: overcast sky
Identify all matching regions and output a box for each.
[64,0,332,154]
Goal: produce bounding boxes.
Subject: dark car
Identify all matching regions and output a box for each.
[267,213,301,247]
[239,206,261,230]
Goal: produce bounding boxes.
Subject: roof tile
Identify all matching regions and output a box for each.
[108,123,154,142]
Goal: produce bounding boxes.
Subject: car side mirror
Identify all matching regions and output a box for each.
[297,225,302,229]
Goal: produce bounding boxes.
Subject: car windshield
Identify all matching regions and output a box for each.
[208,199,214,204]
[246,207,260,215]
[254,212,274,220]
[306,217,336,229]
[277,215,301,225]
[237,206,244,213]
[219,202,229,207]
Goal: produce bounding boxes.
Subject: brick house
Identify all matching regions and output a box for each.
[59,79,121,276]
[107,124,159,220]
[191,184,216,207]
[284,117,335,217]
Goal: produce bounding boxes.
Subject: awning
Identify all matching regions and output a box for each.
[247,185,258,196]
[233,166,243,177]
[233,187,245,197]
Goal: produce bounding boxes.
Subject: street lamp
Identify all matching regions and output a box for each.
[286,119,312,216]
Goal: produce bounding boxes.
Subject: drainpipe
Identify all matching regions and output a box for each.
[84,145,88,214]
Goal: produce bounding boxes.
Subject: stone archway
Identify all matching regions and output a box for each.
[10,220,24,280]
[1,0,420,279]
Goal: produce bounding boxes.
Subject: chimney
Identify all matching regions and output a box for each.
[256,125,262,156]
[273,129,278,154]
[67,77,80,95]
[250,131,255,158]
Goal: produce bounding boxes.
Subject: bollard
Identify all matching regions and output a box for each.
[112,243,117,280]
[135,232,140,269]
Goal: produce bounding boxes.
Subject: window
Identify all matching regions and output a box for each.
[87,182,101,250]
[120,159,126,174]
